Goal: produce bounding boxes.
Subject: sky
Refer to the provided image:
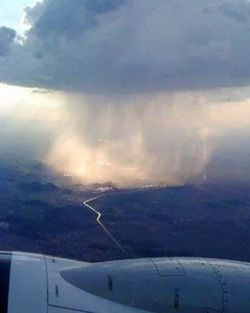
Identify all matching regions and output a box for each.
[1,0,250,186]
[0,0,33,32]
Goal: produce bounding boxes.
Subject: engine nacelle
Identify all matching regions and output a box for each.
[2,252,250,313]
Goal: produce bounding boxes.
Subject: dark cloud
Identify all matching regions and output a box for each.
[26,0,126,40]
[218,2,250,23]
[0,27,16,57]
[1,0,250,93]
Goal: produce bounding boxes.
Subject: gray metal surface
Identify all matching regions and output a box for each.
[61,257,250,313]
[6,252,250,313]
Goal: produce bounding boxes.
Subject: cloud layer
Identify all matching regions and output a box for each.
[0,27,16,57]
[1,1,250,186]
[1,0,250,92]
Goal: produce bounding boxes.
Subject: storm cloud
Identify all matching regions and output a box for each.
[1,0,250,93]
[0,27,16,57]
[1,1,250,186]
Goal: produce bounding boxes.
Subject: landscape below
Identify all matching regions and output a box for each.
[0,156,250,262]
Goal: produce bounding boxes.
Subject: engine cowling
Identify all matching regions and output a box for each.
[2,252,250,313]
